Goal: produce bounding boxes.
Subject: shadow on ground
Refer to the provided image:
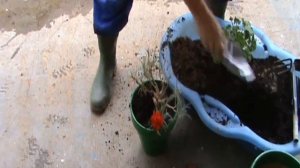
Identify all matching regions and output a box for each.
[0,0,92,35]
[134,111,255,168]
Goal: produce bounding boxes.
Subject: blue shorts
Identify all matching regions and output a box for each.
[93,0,133,36]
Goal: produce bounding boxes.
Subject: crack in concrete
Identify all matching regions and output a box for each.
[0,34,17,49]
[11,45,21,59]
[10,38,26,59]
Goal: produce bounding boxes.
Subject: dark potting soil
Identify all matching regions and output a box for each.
[171,37,293,144]
[259,163,288,168]
[131,81,175,128]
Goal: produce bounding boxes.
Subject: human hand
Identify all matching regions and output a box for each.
[197,16,227,63]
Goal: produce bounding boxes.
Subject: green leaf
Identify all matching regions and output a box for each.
[234,17,241,25]
[223,17,257,61]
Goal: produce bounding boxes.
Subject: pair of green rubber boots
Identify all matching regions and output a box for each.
[90,1,228,114]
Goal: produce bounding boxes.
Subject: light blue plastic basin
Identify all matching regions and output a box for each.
[159,13,300,155]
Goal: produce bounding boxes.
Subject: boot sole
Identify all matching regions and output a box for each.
[90,98,110,115]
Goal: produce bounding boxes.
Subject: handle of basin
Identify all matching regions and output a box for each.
[186,91,248,138]
[191,93,285,150]
[252,26,297,60]
[196,85,300,154]
[252,26,273,50]
[202,95,241,124]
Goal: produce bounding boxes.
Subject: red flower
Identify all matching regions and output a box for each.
[150,111,164,131]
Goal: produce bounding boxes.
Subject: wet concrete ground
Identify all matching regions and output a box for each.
[0,0,300,167]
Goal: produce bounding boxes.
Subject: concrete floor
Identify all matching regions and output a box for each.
[0,0,300,167]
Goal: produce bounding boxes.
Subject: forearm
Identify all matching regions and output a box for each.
[183,0,215,25]
[183,0,227,59]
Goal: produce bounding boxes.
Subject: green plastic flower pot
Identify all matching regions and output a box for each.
[130,81,178,156]
[251,150,300,168]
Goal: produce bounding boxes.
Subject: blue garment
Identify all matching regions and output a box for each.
[93,0,133,36]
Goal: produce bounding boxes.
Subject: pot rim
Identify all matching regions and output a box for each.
[251,150,300,167]
[130,80,177,132]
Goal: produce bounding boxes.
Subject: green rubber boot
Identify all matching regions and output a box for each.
[205,0,228,19]
[90,35,117,115]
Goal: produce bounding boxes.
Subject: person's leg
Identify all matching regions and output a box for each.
[205,0,230,19]
[90,35,117,114]
[92,0,133,115]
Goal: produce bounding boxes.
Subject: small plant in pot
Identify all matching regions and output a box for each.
[130,49,186,156]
